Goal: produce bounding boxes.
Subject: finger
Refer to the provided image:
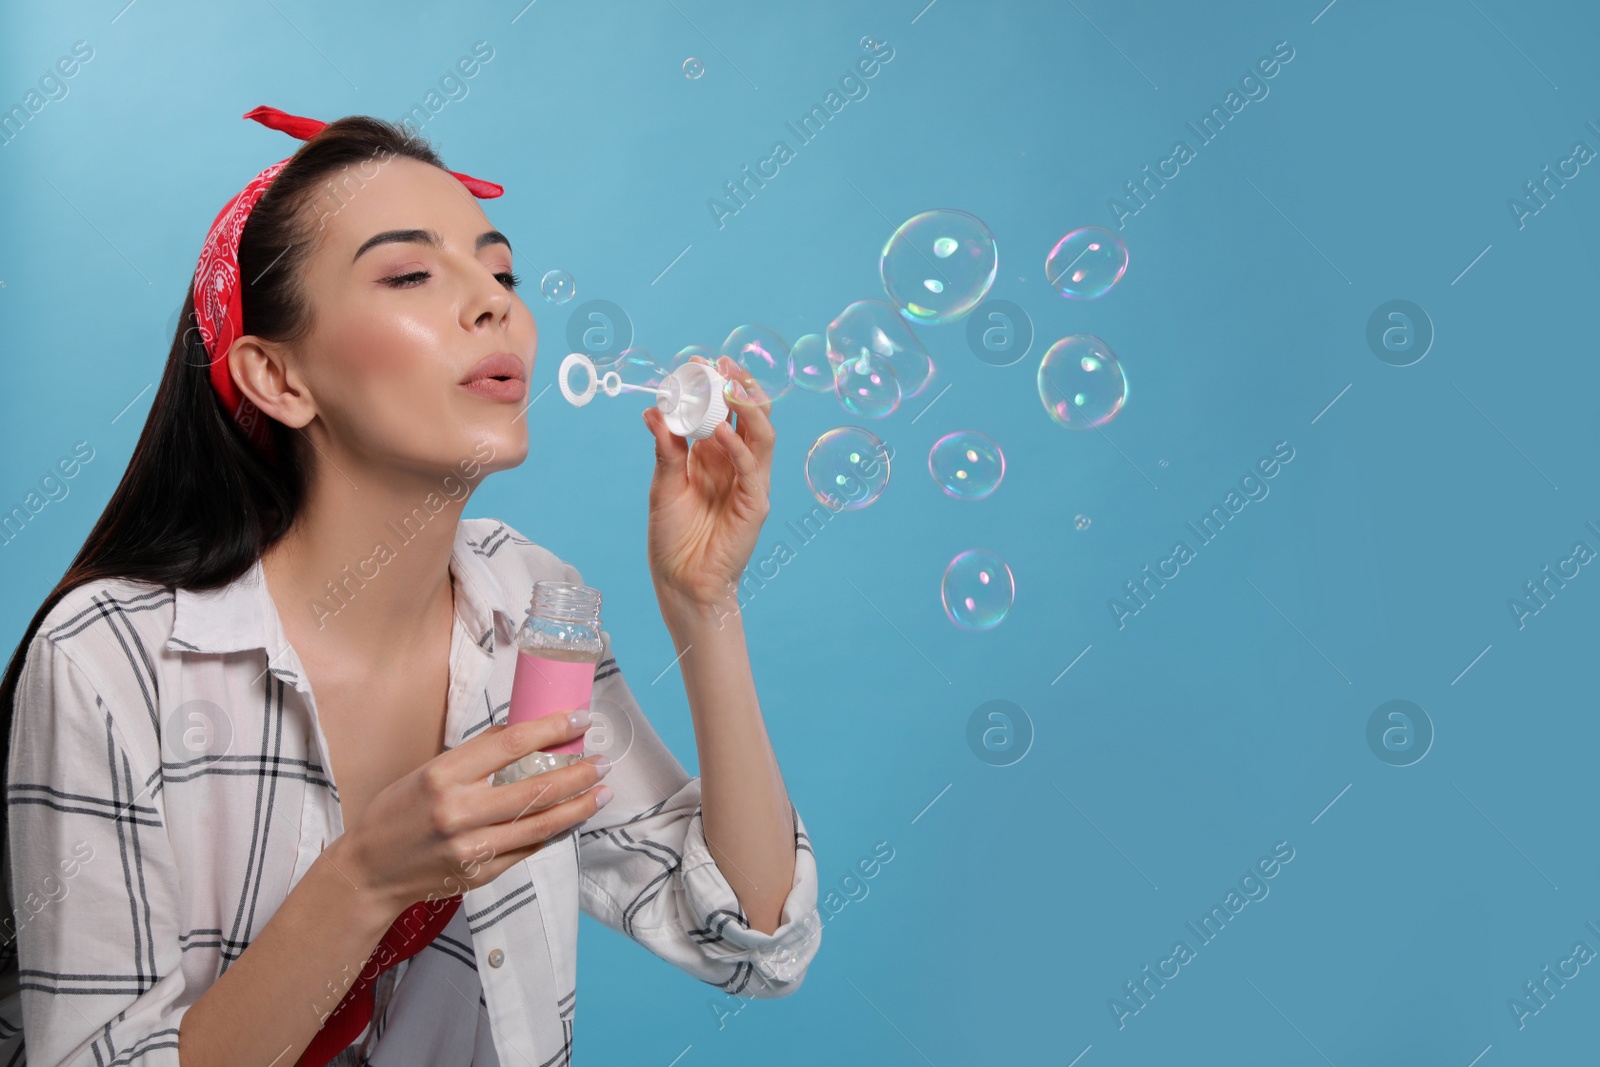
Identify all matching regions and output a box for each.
[475,779,612,860]
[488,754,610,826]
[719,361,775,470]
[719,356,773,420]
[453,716,590,783]
[709,418,760,485]
[643,406,690,492]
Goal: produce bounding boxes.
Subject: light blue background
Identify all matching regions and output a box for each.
[4,0,1599,1062]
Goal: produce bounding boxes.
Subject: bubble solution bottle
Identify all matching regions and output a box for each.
[491,580,602,788]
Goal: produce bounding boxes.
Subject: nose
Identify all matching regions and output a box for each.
[463,265,513,333]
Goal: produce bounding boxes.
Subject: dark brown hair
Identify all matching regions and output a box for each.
[0,115,456,957]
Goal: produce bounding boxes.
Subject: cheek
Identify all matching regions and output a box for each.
[315,304,455,422]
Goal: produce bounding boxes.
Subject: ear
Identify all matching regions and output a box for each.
[229,335,315,429]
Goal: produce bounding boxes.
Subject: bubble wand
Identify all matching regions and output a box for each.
[558,352,731,441]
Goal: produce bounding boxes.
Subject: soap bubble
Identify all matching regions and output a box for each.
[805,427,891,511]
[880,210,998,324]
[834,352,901,419]
[860,35,881,50]
[941,549,1014,630]
[1044,227,1128,299]
[1075,514,1091,530]
[683,57,705,79]
[1037,335,1127,430]
[612,346,667,389]
[789,333,838,393]
[720,324,791,406]
[667,344,718,377]
[928,431,1005,500]
[827,299,934,398]
[540,269,576,305]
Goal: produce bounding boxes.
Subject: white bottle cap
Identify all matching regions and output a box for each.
[657,361,729,441]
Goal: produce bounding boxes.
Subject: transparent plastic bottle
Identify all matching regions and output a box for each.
[491,580,602,788]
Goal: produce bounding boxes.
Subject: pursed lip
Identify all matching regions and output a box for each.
[460,352,526,384]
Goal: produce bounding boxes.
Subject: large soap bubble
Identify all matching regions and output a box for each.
[880,209,998,324]
[835,352,901,419]
[720,324,792,406]
[789,333,838,394]
[928,431,1005,500]
[1037,335,1127,430]
[826,299,934,399]
[1044,227,1128,299]
[805,427,891,510]
[941,549,1014,629]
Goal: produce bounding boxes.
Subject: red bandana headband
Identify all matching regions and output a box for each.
[195,105,503,457]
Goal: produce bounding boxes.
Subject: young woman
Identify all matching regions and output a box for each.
[0,107,821,1066]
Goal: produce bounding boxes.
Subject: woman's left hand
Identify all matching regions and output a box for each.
[640,355,774,616]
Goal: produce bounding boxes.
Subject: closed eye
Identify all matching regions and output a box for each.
[381,269,522,291]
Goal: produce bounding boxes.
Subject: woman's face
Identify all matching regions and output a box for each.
[286,155,537,478]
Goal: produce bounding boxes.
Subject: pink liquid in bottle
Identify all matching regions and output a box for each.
[507,648,595,756]
[491,580,603,788]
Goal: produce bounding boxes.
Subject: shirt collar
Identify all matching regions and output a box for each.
[167,519,520,659]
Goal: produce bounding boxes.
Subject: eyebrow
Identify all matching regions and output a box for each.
[352,228,512,263]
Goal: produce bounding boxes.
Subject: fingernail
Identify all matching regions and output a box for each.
[568,709,592,729]
[591,755,612,778]
[594,784,614,809]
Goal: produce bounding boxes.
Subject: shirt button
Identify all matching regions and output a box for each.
[488,948,505,968]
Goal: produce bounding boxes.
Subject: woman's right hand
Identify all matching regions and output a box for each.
[332,710,613,915]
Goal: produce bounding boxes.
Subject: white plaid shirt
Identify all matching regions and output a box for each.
[1,517,822,1065]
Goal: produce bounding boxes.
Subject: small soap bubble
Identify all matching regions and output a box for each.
[789,333,838,393]
[540,269,576,305]
[827,299,935,398]
[835,352,901,419]
[720,323,791,406]
[860,35,881,50]
[1037,335,1127,430]
[683,57,705,79]
[880,210,998,324]
[942,549,1014,630]
[805,427,891,511]
[1159,459,1169,468]
[928,431,1005,500]
[1075,514,1091,530]
[1044,227,1128,299]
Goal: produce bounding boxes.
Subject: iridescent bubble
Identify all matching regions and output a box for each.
[1037,335,1127,430]
[789,333,838,393]
[1044,227,1128,299]
[614,346,667,389]
[540,269,576,305]
[805,427,891,511]
[928,432,1004,500]
[668,344,717,377]
[941,549,1014,630]
[860,35,881,50]
[827,299,934,398]
[1075,514,1091,530]
[720,323,791,406]
[683,57,705,79]
[835,352,901,419]
[880,209,998,324]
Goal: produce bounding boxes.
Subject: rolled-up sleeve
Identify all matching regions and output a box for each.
[5,635,189,1065]
[572,625,822,999]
